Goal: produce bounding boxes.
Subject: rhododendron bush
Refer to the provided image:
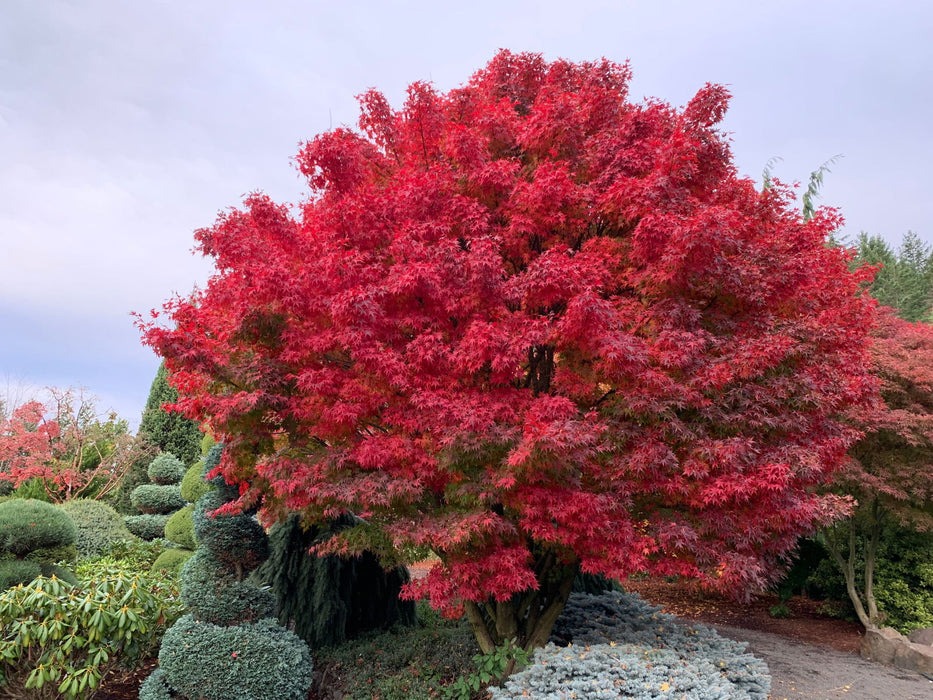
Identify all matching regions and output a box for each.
[142,51,877,652]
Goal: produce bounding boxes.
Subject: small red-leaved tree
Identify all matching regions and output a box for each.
[0,390,142,502]
[822,308,933,628]
[142,51,877,652]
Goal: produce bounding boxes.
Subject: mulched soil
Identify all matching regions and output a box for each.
[624,578,865,655]
[93,575,865,698]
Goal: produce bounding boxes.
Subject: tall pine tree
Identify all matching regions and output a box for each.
[855,231,933,322]
[113,363,203,513]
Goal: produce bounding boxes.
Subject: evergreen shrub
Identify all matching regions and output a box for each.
[874,529,933,632]
[493,591,771,700]
[252,514,415,648]
[148,453,187,485]
[192,491,268,569]
[0,563,183,699]
[0,498,77,589]
[131,484,186,514]
[180,550,276,625]
[57,499,135,558]
[164,504,196,549]
[141,444,312,700]
[0,559,41,589]
[152,615,313,700]
[104,537,168,569]
[126,514,171,541]
[150,548,194,575]
[180,462,210,503]
[0,498,77,554]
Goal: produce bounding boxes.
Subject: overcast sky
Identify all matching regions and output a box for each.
[2,0,931,428]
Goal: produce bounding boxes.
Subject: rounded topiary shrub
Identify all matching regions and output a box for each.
[131,484,187,515]
[0,498,77,555]
[193,497,268,571]
[0,559,41,589]
[125,514,171,541]
[156,615,313,700]
[148,453,187,485]
[58,499,135,558]
[180,462,211,503]
[150,548,194,575]
[0,498,78,589]
[165,505,196,550]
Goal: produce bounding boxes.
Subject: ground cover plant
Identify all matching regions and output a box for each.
[142,50,879,656]
[498,591,770,699]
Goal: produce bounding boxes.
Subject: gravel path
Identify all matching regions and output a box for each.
[713,624,933,700]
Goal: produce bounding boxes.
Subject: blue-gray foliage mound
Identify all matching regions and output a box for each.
[492,591,770,700]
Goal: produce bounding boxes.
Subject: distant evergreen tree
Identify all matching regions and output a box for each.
[113,363,202,513]
[139,363,203,465]
[855,231,933,322]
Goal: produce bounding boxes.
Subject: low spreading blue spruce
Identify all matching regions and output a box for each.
[139,444,312,700]
[492,591,771,700]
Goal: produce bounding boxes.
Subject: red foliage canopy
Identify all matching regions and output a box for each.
[843,308,933,529]
[143,52,877,614]
[0,392,140,502]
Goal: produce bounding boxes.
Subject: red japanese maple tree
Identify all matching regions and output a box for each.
[142,51,877,651]
[822,309,933,628]
[0,390,141,503]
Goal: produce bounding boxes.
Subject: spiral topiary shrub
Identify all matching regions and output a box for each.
[180,550,276,625]
[0,498,78,589]
[148,453,187,485]
[126,514,171,541]
[131,484,187,514]
[193,495,268,571]
[492,591,771,700]
[140,444,312,700]
[57,499,136,558]
[126,453,187,540]
[152,459,210,576]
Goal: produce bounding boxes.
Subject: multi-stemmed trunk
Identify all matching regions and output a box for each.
[463,551,579,656]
